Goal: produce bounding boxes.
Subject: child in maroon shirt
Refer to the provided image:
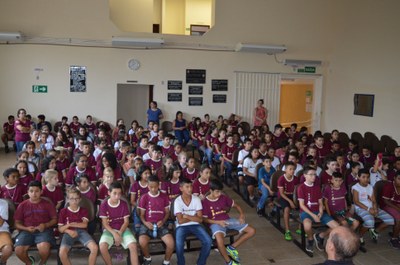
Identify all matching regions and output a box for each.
[298,167,339,254]
[42,169,64,211]
[183,157,199,182]
[15,160,34,188]
[138,175,174,265]
[99,182,139,265]
[76,174,97,204]
[193,165,211,200]
[320,157,339,186]
[202,179,255,264]
[98,167,114,203]
[277,162,299,241]
[1,168,26,205]
[323,172,359,231]
[14,181,57,265]
[66,153,97,187]
[382,172,400,248]
[161,164,182,201]
[58,188,98,265]
[130,165,150,232]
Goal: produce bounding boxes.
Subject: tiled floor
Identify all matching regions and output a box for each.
[0,150,399,265]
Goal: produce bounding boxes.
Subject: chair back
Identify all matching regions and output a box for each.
[1,198,16,230]
[270,170,284,193]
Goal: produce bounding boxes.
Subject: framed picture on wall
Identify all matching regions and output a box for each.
[70,66,87,92]
[354,94,374,117]
[189,97,203,106]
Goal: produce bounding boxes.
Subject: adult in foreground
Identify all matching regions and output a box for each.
[14,108,33,153]
[314,226,360,265]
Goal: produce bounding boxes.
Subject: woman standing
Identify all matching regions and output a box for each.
[146,101,163,126]
[14,108,33,152]
[253,99,268,127]
[173,111,190,147]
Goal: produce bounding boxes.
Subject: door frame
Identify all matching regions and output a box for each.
[280,73,323,133]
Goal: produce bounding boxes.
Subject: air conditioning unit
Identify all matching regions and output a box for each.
[0,32,23,42]
[235,43,287,54]
[112,37,164,47]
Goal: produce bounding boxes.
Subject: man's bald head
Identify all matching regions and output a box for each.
[327,226,360,261]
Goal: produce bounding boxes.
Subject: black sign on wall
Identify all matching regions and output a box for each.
[213,94,227,103]
[212,79,228,91]
[168,80,182,90]
[189,97,203,106]
[168,93,182,102]
[186,69,206,84]
[189,86,203,95]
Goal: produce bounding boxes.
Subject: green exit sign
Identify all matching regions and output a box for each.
[32,85,48,93]
[297,66,316,73]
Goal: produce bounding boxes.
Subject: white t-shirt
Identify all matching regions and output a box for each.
[243,158,262,175]
[237,149,249,168]
[369,167,386,187]
[272,156,281,169]
[174,195,202,228]
[351,183,373,210]
[281,163,304,176]
[0,199,9,232]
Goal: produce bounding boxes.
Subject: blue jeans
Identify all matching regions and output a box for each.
[257,185,269,209]
[205,148,213,166]
[224,161,233,179]
[175,129,190,146]
[175,224,212,265]
[16,141,26,153]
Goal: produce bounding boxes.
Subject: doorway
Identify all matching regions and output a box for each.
[279,74,323,134]
[117,84,153,127]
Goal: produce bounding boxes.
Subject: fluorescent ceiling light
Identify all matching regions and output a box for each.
[235,43,286,54]
[112,37,164,47]
[0,32,23,42]
[283,59,322,67]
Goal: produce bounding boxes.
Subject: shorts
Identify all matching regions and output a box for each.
[383,206,400,221]
[15,229,56,247]
[244,175,258,186]
[99,229,137,249]
[0,232,12,249]
[210,218,248,239]
[300,211,334,225]
[138,224,170,238]
[278,195,293,209]
[60,229,95,248]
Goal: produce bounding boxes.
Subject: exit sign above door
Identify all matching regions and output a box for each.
[297,66,316,73]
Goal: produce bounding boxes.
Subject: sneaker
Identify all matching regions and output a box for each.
[295,229,302,235]
[284,230,292,241]
[313,233,324,251]
[360,237,365,246]
[369,229,379,241]
[227,260,240,265]
[389,238,400,249]
[306,240,314,253]
[226,245,240,263]
[256,208,265,217]
[29,256,35,265]
[142,258,152,265]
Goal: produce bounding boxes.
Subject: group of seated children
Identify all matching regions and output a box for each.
[0,161,255,265]
[262,156,399,253]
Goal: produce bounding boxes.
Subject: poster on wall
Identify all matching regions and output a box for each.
[186,69,206,84]
[213,94,227,103]
[168,80,182,90]
[211,79,228,91]
[189,97,203,106]
[70,66,87,92]
[189,86,203,95]
[168,93,182,102]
